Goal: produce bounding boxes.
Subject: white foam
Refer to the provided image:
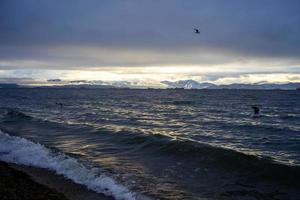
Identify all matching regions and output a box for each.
[0,130,138,200]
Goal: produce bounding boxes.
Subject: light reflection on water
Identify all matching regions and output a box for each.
[2,89,300,165]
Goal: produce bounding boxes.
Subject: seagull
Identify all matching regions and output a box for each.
[194,28,200,34]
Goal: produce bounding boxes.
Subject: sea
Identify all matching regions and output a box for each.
[0,88,299,200]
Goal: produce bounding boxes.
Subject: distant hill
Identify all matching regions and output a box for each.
[161,80,300,90]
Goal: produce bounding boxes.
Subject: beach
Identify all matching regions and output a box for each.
[0,161,112,200]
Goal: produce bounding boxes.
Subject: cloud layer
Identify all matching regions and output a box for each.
[0,0,300,83]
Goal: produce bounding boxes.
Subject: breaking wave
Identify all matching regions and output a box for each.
[0,130,145,200]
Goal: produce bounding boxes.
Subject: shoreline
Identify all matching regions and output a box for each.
[0,161,113,200]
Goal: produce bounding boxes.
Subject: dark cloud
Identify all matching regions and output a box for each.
[1,0,300,69]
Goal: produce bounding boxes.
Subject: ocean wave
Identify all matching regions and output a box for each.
[109,131,300,184]
[1,107,299,185]
[0,107,32,121]
[168,100,195,105]
[0,130,145,200]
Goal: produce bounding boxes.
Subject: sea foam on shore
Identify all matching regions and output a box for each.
[0,130,139,200]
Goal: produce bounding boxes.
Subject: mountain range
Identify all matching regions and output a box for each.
[161,80,300,90]
[1,79,300,90]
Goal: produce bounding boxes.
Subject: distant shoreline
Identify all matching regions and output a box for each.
[0,87,300,90]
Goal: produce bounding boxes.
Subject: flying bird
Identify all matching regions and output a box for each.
[194,28,200,34]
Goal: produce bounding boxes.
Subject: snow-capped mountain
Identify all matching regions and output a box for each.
[161,80,215,89]
[161,80,300,90]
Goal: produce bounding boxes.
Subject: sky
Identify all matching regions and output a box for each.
[1,0,300,85]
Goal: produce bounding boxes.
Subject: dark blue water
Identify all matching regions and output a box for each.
[0,88,299,200]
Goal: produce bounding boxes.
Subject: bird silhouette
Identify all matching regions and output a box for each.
[194,28,200,34]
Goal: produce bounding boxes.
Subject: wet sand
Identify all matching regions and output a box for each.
[0,161,113,200]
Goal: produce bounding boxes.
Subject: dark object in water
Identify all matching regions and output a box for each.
[251,106,259,116]
[5,109,31,119]
[55,103,63,108]
[172,100,194,105]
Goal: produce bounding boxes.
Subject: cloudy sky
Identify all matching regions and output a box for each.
[1,0,300,85]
